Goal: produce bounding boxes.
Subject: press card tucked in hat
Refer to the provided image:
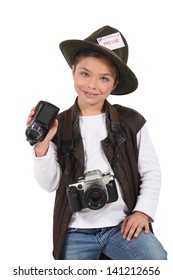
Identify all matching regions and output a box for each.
[59,25,138,95]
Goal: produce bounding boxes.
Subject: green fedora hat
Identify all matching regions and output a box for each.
[59,25,138,95]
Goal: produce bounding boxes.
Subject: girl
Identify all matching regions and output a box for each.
[27,25,167,260]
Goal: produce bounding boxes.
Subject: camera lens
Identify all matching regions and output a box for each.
[25,127,41,145]
[26,122,45,145]
[26,129,39,141]
[89,191,102,201]
[84,185,107,210]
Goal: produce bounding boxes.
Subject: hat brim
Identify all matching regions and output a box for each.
[59,40,138,95]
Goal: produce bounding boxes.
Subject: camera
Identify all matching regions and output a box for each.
[66,170,118,212]
[25,100,60,146]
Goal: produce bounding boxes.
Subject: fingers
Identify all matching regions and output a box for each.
[44,119,59,142]
[34,119,59,157]
[121,212,150,241]
[26,107,36,126]
[121,217,136,241]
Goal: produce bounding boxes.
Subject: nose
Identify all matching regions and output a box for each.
[87,77,97,90]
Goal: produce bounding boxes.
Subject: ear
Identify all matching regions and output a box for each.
[72,65,75,79]
[113,79,119,90]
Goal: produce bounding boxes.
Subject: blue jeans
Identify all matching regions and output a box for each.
[61,224,167,260]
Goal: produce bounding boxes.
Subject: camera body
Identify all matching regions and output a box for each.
[26,100,60,146]
[66,170,118,212]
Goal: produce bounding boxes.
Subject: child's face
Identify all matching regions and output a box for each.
[72,56,118,111]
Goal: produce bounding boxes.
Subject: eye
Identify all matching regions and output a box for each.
[100,76,109,82]
[80,71,89,77]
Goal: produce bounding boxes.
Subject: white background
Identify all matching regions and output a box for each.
[0,0,172,278]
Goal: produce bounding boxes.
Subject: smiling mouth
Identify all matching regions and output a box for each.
[84,91,99,97]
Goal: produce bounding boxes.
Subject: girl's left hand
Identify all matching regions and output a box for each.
[121,211,150,241]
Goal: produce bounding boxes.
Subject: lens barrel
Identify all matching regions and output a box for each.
[84,185,107,210]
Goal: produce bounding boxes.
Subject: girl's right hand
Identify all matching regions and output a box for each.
[26,107,59,157]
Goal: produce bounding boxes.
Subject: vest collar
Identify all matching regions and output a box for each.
[62,98,125,153]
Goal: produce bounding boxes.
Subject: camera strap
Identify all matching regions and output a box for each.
[62,106,74,154]
[61,106,75,187]
[106,101,124,144]
[106,102,125,176]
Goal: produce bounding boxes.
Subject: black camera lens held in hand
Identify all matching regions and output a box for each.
[25,101,60,146]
